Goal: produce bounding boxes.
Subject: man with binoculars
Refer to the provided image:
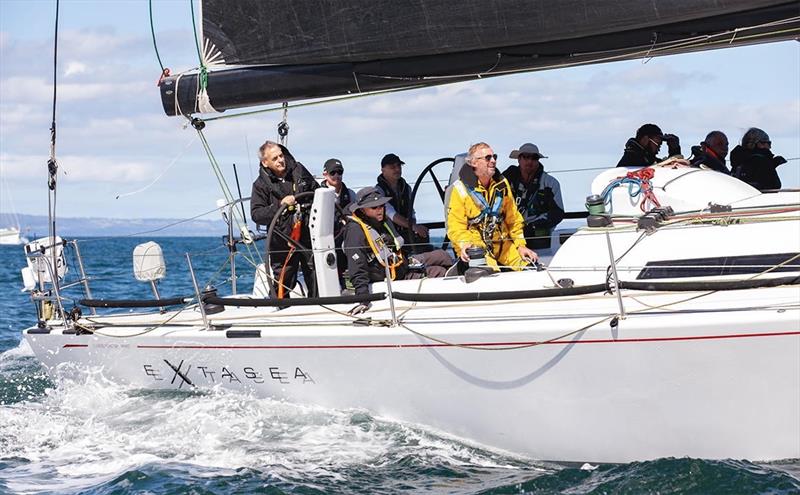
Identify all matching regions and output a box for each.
[617,123,683,168]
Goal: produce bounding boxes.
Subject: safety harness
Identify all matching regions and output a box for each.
[349,215,405,280]
[465,185,505,255]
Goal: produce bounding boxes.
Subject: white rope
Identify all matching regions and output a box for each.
[115,134,197,199]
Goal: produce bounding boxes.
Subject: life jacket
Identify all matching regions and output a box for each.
[349,215,405,279]
[464,182,506,255]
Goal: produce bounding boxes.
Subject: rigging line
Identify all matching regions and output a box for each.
[195,130,261,262]
[115,134,197,199]
[188,0,205,69]
[148,0,165,74]
[48,0,61,300]
[196,128,234,202]
[366,21,800,84]
[397,314,613,351]
[201,84,428,122]
[88,303,195,338]
[609,253,800,315]
[75,204,223,243]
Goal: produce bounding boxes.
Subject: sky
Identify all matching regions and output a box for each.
[1,0,798,226]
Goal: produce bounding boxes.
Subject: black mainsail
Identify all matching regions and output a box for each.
[159,0,800,116]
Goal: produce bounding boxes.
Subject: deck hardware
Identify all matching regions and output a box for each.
[605,231,626,319]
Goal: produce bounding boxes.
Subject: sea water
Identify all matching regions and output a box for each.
[0,238,798,495]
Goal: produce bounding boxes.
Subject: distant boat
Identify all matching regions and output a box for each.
[0,226,28,245]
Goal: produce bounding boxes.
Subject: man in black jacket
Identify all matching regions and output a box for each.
[343,187,452,312]
[689,131,730,174]
[250,141,319,298]
[617,123,683,168]
[375,153,431,253]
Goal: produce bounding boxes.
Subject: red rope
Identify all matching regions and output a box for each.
[624,168,660,212]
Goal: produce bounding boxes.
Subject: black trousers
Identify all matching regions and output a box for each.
[269,228,317,298]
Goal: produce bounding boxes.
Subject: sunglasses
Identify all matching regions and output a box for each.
[477,154,498,162]
[758,140,772,146]
[328,170,343,176]
[518,154,539,160]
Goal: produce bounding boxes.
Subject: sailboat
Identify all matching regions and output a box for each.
[20,0,800,463]
[0,167,29,246]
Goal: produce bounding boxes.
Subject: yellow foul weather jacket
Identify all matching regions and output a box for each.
[446,164,528,270]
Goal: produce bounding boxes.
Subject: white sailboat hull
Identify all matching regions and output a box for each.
[0,226,27,245]
[24,280,800,463]
[20,171,800,463]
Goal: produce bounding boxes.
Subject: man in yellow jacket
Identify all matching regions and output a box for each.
[447,142,538,270]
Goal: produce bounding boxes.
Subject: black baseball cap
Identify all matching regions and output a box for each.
[323,158,344,173]
[380,153,405,167]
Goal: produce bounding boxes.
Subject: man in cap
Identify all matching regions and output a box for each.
[251,140,319,298]
[447,142,538,271]
[689,131,730,174]
[321,158,356,284]
[343,187,453,312]
[617,123,683,168]
[502,142,564,250]
[375,153,431,253]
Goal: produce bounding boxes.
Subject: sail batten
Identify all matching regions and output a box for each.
[160,0,800,116]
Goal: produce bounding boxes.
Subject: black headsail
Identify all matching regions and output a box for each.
[160,0,800,116]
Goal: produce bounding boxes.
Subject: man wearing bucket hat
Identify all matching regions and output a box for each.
[343,187,453,312]
[502,142,564,250]
[617,123,684,168]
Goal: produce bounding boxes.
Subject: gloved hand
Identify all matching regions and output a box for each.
[663,134,681,156]
[348,301,372,315]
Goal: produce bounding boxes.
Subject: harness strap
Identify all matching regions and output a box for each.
[350,216,404,280]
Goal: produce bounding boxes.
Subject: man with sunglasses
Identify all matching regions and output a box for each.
[447,142,538,271]
[730,127,787,191]
[343,187,452,312]
[617,123,683,168]
[322,158,357,285]
[502,142,564,250]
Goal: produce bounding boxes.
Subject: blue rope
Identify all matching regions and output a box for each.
[600,177,646,207]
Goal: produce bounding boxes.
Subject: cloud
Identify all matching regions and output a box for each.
[64,61,88,77]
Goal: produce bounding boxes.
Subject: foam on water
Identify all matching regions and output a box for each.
[2,240,799,494]
[0,352,545,494]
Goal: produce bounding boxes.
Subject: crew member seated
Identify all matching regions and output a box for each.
[617,124,683,168]
[343,187,453,300]
[689,131,730,174]
[502,142,564,250]
[447,142,538,271]
[375,153,432,253]
[731,127,787,191]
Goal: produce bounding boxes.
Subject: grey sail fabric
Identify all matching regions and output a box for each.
[160,0,800,115]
